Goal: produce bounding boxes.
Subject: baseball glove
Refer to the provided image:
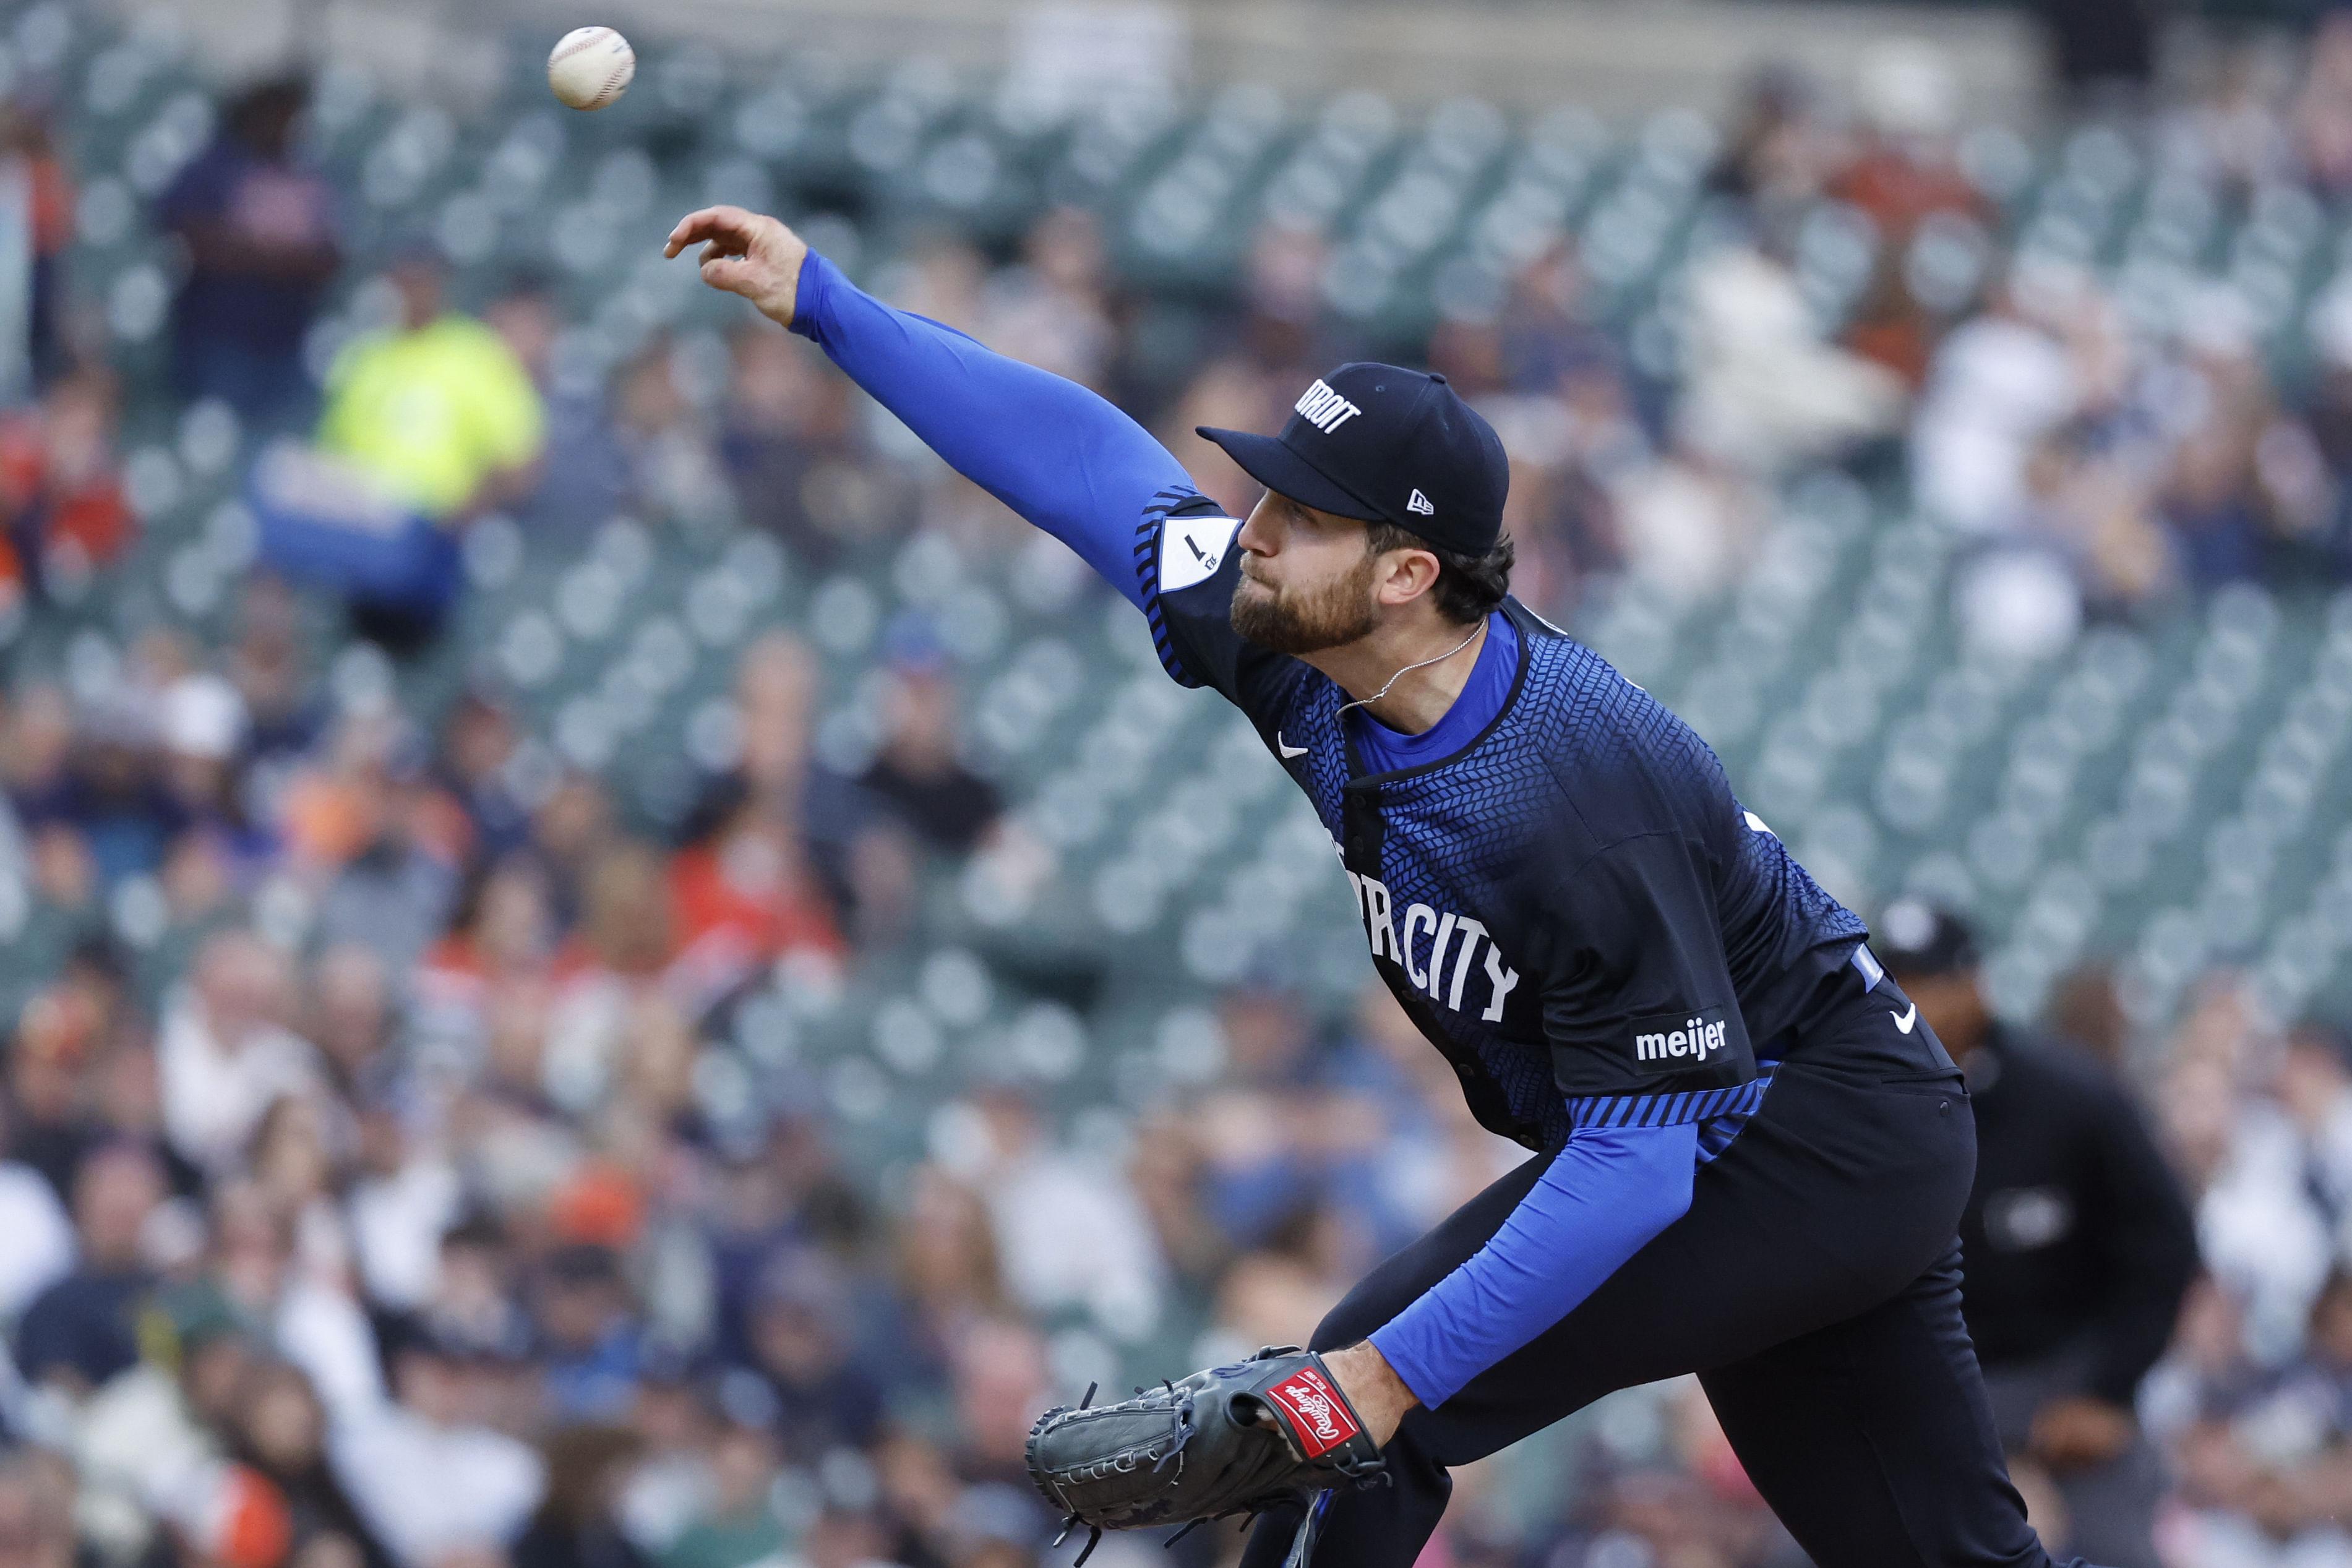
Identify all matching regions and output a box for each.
[1025,1345,1388,1565]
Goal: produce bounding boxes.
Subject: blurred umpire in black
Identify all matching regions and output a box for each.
[1878,899,2197,1568]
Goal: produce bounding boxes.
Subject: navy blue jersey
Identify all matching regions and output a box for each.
[1142,497,1869,1151]
[781,249,1886,1404]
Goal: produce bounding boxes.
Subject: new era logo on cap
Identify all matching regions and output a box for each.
[1407,489,1433,516]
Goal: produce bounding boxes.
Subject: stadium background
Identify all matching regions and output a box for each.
[0,0,2346,1564]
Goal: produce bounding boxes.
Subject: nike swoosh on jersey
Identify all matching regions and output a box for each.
[1277,732,1308,759]
[1893,1003,1918,1035]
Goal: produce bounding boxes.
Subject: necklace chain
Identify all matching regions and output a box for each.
[1334,622,1485,722]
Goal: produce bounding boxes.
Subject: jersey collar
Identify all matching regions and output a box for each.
[1339,598,1545,790]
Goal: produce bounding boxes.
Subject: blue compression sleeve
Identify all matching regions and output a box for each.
[788,251,1194,607]
[1368,1120,1697,1408]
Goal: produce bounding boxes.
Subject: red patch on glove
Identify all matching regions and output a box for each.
[1262,1366,1361,1458]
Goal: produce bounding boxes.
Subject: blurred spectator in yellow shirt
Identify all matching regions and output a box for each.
[257,246,545,651]
[318,247,544,523]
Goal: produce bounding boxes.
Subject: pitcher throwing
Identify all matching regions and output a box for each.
[667,204,2097,1568]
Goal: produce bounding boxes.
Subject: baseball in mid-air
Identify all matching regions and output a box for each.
[547,27,635,111]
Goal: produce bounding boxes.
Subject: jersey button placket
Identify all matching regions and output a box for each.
[1341,784,1381,878]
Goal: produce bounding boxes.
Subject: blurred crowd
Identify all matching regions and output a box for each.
[0,11,2349,1568]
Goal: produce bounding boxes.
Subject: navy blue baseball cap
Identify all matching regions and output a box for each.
[1197,362,1510,555]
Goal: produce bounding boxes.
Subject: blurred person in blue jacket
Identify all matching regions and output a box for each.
[158,79,341,431]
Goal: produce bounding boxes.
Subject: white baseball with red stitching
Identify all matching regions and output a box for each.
[547,27,635,111]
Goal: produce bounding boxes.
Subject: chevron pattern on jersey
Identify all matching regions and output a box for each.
[1187,598,1866,1154]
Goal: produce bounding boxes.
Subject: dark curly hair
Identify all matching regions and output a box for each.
[1362,521,1516,626]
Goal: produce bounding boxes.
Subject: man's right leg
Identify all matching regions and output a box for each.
[1701,1246,2088,1568]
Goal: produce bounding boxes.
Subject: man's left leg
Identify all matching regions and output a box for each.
[1238,1050,1984,1568]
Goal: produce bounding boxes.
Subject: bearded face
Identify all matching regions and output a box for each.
[1229,546,1380,654]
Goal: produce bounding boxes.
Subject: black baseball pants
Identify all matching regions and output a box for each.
[1240,978,2094,1568]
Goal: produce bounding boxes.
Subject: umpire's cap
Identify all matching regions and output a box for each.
[1875,898,1980,979]
[1197,362,1509,555]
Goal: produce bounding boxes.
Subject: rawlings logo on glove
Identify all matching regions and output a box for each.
[1263,1366,1360,1457]
[1025,1346,1386,1566]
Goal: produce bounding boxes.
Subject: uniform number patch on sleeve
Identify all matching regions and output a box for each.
[1159,513,1242,593]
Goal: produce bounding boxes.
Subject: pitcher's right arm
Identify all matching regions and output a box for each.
[667,205,1198,608]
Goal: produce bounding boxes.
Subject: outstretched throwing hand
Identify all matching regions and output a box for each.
[664,205,809,328]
